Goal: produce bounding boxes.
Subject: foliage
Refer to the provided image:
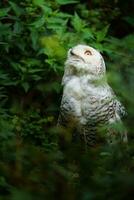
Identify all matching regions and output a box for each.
[0,0,134,199]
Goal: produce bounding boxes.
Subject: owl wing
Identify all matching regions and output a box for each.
[110,87,127,119]
[57,108,67,127]
[57,96,74,127]
[114,98,127,118]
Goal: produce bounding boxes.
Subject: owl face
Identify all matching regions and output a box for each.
[66,44,106,76]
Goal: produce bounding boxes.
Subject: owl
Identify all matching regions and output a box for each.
[58,44,128,146]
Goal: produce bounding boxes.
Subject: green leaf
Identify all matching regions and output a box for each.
[71,12,85,32]
[0,7,10,17]
[30,30,39,50]
[28,69,43,73]
[0,119,14,139]
[56,0,78,5]
[41,5,52,15]
[11,189,32,200]
[47,15,68,31]
[40,35,66,59]
[124,16,134,26]
[30,16,45,28]
[82,28,94,40]
[13,21,23,34]
[100,152,111,156]
[33,0,44,6]
[96,25,109,42]
[21,82,30,93]
[9,1,24,16]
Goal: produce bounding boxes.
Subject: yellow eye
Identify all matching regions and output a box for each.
[84,50,92,55]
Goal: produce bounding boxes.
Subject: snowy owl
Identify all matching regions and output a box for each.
[58,44,127,146]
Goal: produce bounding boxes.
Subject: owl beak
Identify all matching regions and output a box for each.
[69,49,85,62]
[70,49,75,56]
[70,48,80,57]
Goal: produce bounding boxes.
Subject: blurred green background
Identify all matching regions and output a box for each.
[0,0,134,199]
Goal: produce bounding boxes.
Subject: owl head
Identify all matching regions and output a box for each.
[65,44,106,76]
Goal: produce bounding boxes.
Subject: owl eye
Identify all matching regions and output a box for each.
[84,50,92,55]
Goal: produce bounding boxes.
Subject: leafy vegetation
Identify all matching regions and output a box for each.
[0,0,134,199]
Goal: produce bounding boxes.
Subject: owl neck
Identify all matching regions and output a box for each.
[62,63,107,86]
[62,73,107,87]
[83,74,107,86]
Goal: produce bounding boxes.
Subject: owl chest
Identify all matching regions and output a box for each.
[63,77,114,123]
[64,77,85,99]
[64,77,107,100]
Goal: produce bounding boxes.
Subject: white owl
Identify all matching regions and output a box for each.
[58,44,128,146]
